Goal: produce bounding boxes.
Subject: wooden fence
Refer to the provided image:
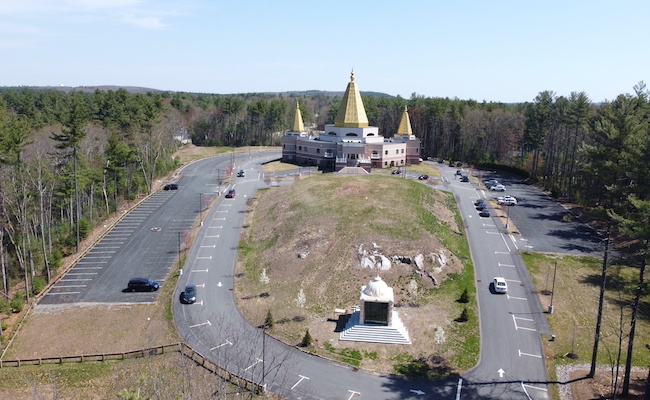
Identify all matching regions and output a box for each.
[0,342,263,394]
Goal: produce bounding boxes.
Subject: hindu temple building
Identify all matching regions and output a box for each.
[281,71,422,172]
[339,276,411,345]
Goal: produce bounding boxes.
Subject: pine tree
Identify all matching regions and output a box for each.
[300,329,312,347]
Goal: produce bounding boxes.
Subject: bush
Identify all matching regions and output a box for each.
[32,277,47,295]
[264,310,274,328]
[300,329,312,347]
[10,292,24,313]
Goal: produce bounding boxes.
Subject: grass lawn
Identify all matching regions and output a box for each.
[524,252,649,372]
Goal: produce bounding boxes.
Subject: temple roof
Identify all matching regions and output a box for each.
[291,102,305,133]
[334,70,369,128]
[396,105,413,136]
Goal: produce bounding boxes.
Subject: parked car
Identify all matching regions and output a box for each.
[498,196,518,205]
[391,169,401,175]
[225,189,236,198]
[474,199,486,207]
[181,284,197,304]
[479,208,490,217]
[127,278,159,292]
[455,169,462,176]
[163,183,179,190]
[493,277,508,293]
[484,179,499,188]
[418,174,429,180]
[237,169,245,177]
[489,184,506,192]
[460,175,469,182]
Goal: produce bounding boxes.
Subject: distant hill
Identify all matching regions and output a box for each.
[0,86,394,98]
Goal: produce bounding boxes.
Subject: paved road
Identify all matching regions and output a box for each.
[436,166,551,400]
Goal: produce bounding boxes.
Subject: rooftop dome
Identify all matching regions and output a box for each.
[363,276,390,298]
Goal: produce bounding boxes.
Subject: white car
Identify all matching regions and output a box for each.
[498,196,517,205]
[490,184,506,192]
[493,277,508,293]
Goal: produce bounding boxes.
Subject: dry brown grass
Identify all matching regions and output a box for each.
[235,173,477,374]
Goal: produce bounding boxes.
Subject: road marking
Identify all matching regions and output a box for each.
[60,279,92,281]
[519,349,542,358]
[189,320,211,329]
[495,251,510,254]
[205,235,220,238]
[498,368,505,378]
[191,269,209,273]
[217,282,222,287]
[500,233,512,252]
[73,267,103,270]
[508,294,528,301]
[498,263,515,268]
[347,390,361,400]
[512,315,536,331]
[67,272,98,275]
[213,218,226,221]
[291,375,310,390]
[209,226,223,229]
[55,285,86,288]
[244,358,262,371]
[522,383,548,395]
[410,389,425,395]
[210,340,232,351]
[215,210,228,213]
[201,245,216,248]
[196,256,212,260]
[456,378,463,400]
[46,291,81,295]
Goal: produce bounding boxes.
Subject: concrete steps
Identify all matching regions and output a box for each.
[339,310,411,345]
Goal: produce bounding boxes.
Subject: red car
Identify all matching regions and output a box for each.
[225,189,236,198]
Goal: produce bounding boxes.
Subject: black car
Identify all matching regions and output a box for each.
[418,174,429,180]
[181,284,197,304]
[163,183,179,190]
[460,175,469,182]
[391,170,401,175]
[225,189,236,198]
[127,278,159,292]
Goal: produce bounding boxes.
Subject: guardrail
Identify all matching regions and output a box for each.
[0,342,263,394]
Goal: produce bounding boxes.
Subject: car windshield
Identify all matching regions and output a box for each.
[185,286,196,296]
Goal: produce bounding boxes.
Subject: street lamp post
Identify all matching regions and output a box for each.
[199,193,203,227]
[548,261,557,313]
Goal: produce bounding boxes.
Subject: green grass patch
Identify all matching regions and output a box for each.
[523,252,650,369]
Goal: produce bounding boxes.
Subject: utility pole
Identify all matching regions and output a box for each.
[589,232,610,378]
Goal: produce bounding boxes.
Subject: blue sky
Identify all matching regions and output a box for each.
[1,0,648,103]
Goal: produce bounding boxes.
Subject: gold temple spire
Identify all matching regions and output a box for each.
[291,102,305,133]
[396,105,413,136]
[334,70,369,128]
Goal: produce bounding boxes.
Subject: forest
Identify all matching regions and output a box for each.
[0,83,648,338]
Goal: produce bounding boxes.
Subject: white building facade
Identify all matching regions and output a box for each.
[282,72,422,172]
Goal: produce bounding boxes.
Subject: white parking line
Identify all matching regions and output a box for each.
[518,349,542,358]
[244,358,262,371]
[46,291,81,295]
[498,263,515,268]
[291,375,310,390]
